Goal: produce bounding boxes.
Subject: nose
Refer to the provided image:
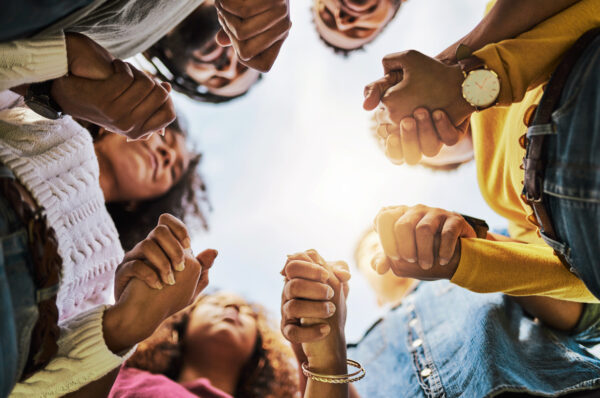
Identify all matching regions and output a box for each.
[213,49,238,80]
[157,142,176,169]
[335,10,358,31]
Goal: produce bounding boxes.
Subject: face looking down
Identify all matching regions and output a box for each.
[95,128,192,203]
[314,0,402,51]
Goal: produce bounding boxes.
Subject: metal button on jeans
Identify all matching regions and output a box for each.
[420,368,432,378]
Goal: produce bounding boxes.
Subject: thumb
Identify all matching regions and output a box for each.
[216,29,232,46]
[381,50,423,74]
[67,36,114,80]
[363,70,403,111]
[196,249,219,269]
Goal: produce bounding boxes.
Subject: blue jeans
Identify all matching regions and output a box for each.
[0,169,38,397]
[535,34,600,299]
[348,281,600,398]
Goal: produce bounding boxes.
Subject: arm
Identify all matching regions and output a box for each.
[0,33,68,92]
[437,0,581,63]
[281,250,358,398]
[373,205,599,303]
[11,216,217,397]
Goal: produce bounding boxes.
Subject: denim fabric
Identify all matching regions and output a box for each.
[0,169,38,398]
[537,34,600,299]
[348,281,600,398]
[0,0,94,41]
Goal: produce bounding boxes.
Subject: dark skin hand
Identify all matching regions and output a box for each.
[12,33,175,139]
[215,0,291,72]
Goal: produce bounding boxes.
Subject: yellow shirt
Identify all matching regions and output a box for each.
[450,0,600,303]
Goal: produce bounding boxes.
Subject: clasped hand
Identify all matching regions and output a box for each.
[50,33,176,140]
[364,50,474,165]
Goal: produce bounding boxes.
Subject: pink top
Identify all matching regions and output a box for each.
[109,367,233,398]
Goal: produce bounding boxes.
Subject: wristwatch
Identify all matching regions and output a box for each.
[460,214,489,239]
[456,44,500,111]
[24,80,63,120]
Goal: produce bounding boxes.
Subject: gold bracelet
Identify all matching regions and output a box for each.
[301,359,366,384]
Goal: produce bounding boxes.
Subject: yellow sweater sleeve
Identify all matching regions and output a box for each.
[473,0,600,106]
[451,238,599,303]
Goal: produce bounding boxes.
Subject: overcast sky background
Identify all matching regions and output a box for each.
[174,0,501,342]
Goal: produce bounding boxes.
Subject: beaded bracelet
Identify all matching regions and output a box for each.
[301,359,366,384]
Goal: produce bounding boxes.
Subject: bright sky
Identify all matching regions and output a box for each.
[177,0,504,342]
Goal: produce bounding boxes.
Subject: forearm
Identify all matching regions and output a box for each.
[451,238,598,303]
[438,0,580,62]
[10,306,134,398]
[304,353,350,398]
[0,34,67,91]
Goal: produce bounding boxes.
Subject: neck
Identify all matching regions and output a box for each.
[178,356,242,396]
[95,147,117,202]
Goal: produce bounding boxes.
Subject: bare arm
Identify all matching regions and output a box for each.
[437,0,580,62]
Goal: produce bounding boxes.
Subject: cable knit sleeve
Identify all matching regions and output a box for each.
[0,33,68,92]
[9,305,135,398]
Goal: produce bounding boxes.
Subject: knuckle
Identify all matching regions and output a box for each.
[415,223,433,236]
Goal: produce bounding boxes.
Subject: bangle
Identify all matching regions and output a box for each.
[301,359,366,384]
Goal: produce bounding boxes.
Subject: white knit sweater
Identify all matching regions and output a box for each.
[0,97,130,397]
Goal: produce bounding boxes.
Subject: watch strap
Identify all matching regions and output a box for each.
[25,80,63,119]
[460,214,489,239]
[457,55,486,76]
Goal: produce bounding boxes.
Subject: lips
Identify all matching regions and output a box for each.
[341,0,378,14]
[221,308,242,325]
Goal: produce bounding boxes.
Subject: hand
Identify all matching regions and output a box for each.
[281,250,350,372]
[375,107,470,165]
[103,247,218,353]
[373,205,476,278]
[114,214,193,301]
[363,50,474,131]
[50,33,175,140]
[214,0,291,72]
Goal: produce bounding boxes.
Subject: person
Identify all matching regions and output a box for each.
[144,0,262,104]
[0,92,214,397]
[361,0,600,303]
[313,0,404,55]
[281,249,600,398]
[1,0,290,138]
[108,291,298,398]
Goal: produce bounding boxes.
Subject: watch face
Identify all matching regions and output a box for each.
[462,69,500,108]
[25,98,61,120]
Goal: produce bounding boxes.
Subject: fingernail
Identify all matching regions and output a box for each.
[326,287,334,299]
[434,111,443,121]
[167,272,176,285]
[416,112,426,120]
[439,258,449,266]
[175,262,185,271]
[405,258,416,263]
[183,237,191,249]
[402,119,414,129]
[154,281,163,290]
[320,270,330,282]
[420,260,432,270]
[320,324,330,334]
[126,137,134,142]
[326,302,336,314]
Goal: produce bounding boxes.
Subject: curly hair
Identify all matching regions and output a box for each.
[103,116,210,250]
[125,295,299,398]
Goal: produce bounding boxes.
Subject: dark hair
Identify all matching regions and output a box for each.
[312,0,404,56]
[126,294,299,398]
[104,117,209,251]
[145,3,260,104]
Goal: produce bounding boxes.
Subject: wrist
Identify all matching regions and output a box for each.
[306,339,347,373]
[102,304,150,354]
[448,64,477,123]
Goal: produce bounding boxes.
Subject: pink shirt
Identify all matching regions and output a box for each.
[109,367,233,398]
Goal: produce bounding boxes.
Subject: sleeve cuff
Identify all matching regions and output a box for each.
[10,305,135,398]
[0,32,68,91]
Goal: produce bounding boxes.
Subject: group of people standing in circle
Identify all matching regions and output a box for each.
[1,0,600,397]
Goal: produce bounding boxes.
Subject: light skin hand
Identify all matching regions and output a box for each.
[114,213,193,300]
[373,205,476,277]
[376,108,469,165]
[214,0,291,72]
[103,248,218,354]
